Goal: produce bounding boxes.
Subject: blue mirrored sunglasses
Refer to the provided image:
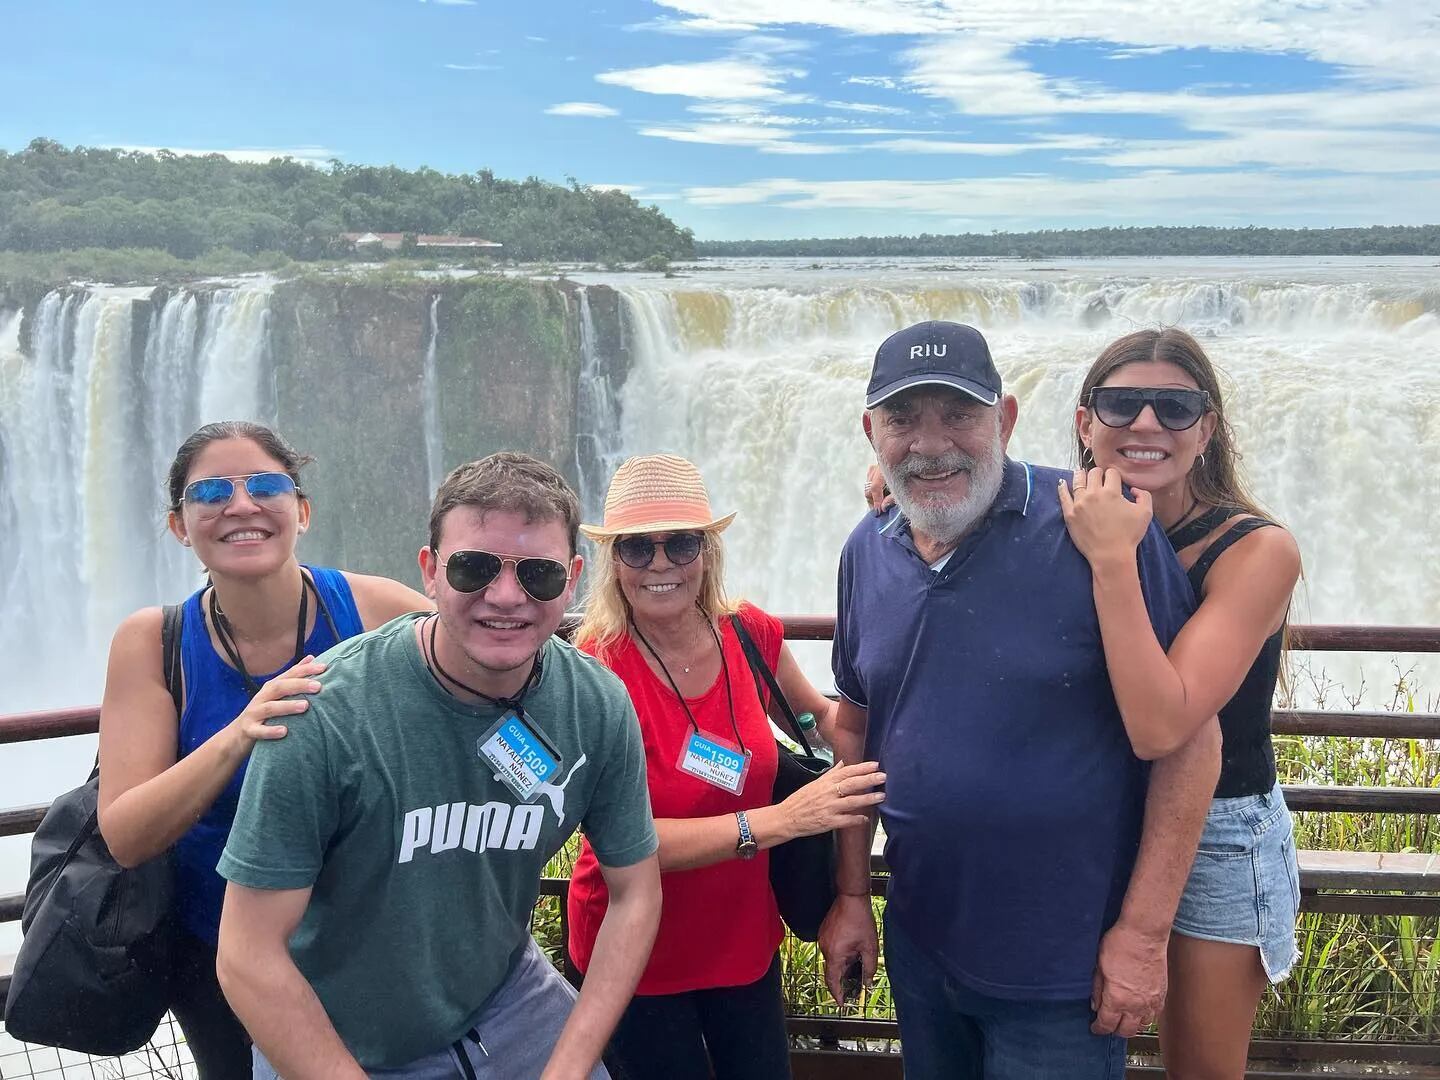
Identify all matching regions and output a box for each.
[183,472,298,517]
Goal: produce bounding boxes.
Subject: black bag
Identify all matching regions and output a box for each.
[729,614,836,943]
[3,604,184,1055]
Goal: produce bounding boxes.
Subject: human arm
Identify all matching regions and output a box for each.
[343,571,433,628]
[772,641,838,750]
[653,760,884,871]
[97,607,326,868]
[817,696,880,1004]
[540,855,661,1080]
[216,884,366,1080]
[1060,468,1300,758]
[1091,717,1220,1037]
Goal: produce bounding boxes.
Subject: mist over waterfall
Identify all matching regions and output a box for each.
[608,260,1440,699]
[0,280,276,711]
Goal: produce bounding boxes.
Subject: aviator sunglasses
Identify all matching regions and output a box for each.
[440,549,572,603]
[183,472,298,518]
[1088,386,1211,432]
[614,532,703,570]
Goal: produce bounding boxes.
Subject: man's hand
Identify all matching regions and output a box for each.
[1090,920,1168,1037]
[819,894,879,1005]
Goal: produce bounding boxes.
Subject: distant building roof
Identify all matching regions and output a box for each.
[341,232,503,250]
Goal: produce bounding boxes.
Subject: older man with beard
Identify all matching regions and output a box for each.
[819,322,1220,1080]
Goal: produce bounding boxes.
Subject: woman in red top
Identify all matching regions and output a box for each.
[567,454,886,1080]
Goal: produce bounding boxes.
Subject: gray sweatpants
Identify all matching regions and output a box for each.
[252,938,609,1080]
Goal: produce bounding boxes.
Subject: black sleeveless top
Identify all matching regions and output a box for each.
[1167,506,1282,799]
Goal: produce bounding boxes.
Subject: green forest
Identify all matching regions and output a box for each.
[697,225,1440,258]
[0,138,694,264]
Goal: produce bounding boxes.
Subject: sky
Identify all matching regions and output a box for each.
[3,0,1439,240]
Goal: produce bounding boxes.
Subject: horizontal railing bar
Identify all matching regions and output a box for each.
[1285,785,1440,815]
[775,617,1440,653]
[0,804,48,838]
[0,706,99,745]
[1271,710,1440,739]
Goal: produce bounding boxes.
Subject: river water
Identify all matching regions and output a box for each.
[1,255,1437,943]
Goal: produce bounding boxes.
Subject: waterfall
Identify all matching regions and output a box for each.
[611,270,1440,703]
[421,294,445,497]
[0,280,276,711]
[574,285,624,521]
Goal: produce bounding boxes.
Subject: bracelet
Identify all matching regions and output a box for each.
[837,889,871,898]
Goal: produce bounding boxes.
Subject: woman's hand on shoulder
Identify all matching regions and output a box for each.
[344,571,433,629]
[223,656,327,747]
[1058,467,1152,571]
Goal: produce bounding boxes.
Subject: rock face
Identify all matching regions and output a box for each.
[268,276,624,586]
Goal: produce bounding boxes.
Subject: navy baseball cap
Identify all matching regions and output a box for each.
[866,321,1003,409]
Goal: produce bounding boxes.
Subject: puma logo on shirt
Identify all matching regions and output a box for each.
[397,800,546,864]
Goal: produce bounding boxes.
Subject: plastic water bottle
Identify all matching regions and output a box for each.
[795,712,834,764]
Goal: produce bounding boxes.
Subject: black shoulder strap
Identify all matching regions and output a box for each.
[728,613,817,759]
[1187,517,1278,593]
[1166,504,1242,552]
[162,602,185,716]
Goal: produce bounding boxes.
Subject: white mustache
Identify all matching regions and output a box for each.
[893,452,975,482]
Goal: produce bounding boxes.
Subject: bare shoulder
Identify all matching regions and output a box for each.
[1206,519,1302,597]
[342,571,432,629]
[110,606,166,667]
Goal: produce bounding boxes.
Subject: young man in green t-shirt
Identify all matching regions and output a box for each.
[215,453,661,1079]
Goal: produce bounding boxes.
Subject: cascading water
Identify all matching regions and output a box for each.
[574,285,625,521]
[421,294,445,497]
[609,263,1440,703]
[0,280,276,713]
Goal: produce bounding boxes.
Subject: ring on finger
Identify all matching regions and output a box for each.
[835,782,844,798]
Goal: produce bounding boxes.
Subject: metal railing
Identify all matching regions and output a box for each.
[2,618,1438,1077]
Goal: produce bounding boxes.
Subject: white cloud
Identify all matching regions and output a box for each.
[847,75,900,90]
[868,133,1115,154]
[444,63,499,71]
[525,35,549,42]
[639,121,843,153]
[546,102,621,117]
[823,100,908,114]
[597,58,806,100]
[679,171,1440,226]
[110,144,338,167]
[628,16,763,34]
[422,0,478,6]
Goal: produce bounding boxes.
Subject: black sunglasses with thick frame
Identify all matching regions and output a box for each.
[1088,386,1211,432]
[438,549,572,603]
[614,532,704,570]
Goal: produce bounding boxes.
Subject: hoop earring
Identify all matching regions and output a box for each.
[1081,446,1095,468]
[1193,452,1206,471]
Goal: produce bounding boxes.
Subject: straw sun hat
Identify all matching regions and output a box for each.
[579,454,736,540]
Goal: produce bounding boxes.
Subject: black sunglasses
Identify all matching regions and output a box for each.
[614,532,703,570]
[439,549,571,603]
[1088,386,1211,431]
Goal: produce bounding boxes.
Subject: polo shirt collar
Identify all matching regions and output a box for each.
[877,456,1033,544]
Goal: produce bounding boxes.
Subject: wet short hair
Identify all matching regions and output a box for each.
[428,453,581,554]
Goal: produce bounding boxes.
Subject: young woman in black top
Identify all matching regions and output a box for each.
[1060,328,1302,1079]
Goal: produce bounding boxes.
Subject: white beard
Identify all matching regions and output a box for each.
[879,436,1006,548]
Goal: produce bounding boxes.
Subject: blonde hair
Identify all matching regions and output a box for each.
[575,530,741,661]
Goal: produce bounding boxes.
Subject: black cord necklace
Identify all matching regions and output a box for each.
[209,572,319,698]
[422,613,543,713]
[631,611,746,755]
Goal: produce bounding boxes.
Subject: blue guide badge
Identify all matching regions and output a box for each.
[477,710,562,803]
[676,730,752,795]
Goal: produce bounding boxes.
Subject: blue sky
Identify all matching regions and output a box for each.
[4,0,1438,239]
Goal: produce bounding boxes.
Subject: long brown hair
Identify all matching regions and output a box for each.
[1075,327,1273,522]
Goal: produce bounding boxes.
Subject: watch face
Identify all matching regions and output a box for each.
[738,840,759,860]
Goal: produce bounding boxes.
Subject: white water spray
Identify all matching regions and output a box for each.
[421,294,445,497]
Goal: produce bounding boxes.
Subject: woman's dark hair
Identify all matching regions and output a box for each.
[166,421,313,513]
[1075,327,1271,522]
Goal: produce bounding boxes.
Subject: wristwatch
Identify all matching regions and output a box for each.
[735,810,758,860]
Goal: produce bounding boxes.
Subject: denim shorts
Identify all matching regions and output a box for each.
[1173,779,1301,982]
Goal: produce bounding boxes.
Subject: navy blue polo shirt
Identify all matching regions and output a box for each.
[833,458,1193,1001]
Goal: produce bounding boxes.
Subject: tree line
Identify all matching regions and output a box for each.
[0,139,694,263]
[697,225,1440,258]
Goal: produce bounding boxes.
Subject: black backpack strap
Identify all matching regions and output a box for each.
[161,602,185,716]
[728,613,817,759]
[1187,517,1278,594]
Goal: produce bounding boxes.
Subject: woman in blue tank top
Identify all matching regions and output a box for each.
[1061,329,1303,1079]
[96,421,431,1079]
